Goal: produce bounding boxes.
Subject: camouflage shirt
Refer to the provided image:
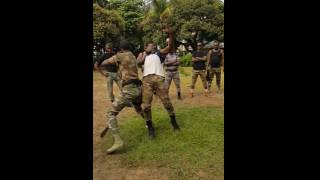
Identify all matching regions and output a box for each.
[107,51,139,83]
[165,53,179,71]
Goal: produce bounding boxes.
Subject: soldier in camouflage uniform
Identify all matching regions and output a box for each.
[137,27,180,138]
[190,42,209,97]
[94,43,121,102]
[164,50,182,100]
[101,41,143,154]
[207,41,224,93]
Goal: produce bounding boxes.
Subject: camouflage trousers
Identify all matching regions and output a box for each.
[142,74,175,121]
[207,67,221,89]
[106,72,121,102]
[106,83,143,134]
[191,69,208,89]
[164,71,181,93]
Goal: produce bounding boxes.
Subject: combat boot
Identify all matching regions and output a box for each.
[107,132,124,154]
[146,120,155,138]
[170,115,180,130]
[177,92,182,100]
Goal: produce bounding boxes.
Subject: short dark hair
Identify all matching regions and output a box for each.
[145,41,154,47]
[119,40,130,50]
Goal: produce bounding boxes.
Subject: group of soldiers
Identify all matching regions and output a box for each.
[190,41,224,97]
[94,27,224,154]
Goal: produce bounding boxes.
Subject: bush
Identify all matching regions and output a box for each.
[180,53,192,67]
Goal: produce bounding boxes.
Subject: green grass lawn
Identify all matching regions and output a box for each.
[101,106,224,179]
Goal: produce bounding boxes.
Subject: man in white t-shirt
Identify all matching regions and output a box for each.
[137,27,180,138]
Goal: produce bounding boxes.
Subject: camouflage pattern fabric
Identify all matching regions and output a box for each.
[141,74,175,121]
[191,70,208,89]
[106,72,121,102]
[165,71,181,92]
[207,67,221,90]
[106,82,142,134]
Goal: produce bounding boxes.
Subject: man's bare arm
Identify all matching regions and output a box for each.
[101,57,115,66]
[192,56,205,62]
[94,61,107,77]
[164,60,174,65]
[137,52,146,65]
[164,57,177,65]
[192,56,199,62]
[159,27,173,54]
[198,56,207,61]
[173,58,180,65]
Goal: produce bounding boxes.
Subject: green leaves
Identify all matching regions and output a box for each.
[93,0,223,52]
[171,0,224,45]
[141,0,224,50]
[93,3,124,41]
[180,53,192,67]
[104,0,145,53]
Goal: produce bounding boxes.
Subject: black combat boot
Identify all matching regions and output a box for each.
[177,92,182,100]
[170,115,180,130]
[146,120,155,138]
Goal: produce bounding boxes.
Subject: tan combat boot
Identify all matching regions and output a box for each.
[107,132,124,154]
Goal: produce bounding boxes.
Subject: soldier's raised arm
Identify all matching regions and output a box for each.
[159,27,174,55]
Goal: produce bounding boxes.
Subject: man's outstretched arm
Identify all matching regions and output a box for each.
[101,56,117,66]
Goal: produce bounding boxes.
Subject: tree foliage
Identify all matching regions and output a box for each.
[105,0,145,53]
[93,3,124,44]
[162,0,224,50]
[93,0,224,52]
